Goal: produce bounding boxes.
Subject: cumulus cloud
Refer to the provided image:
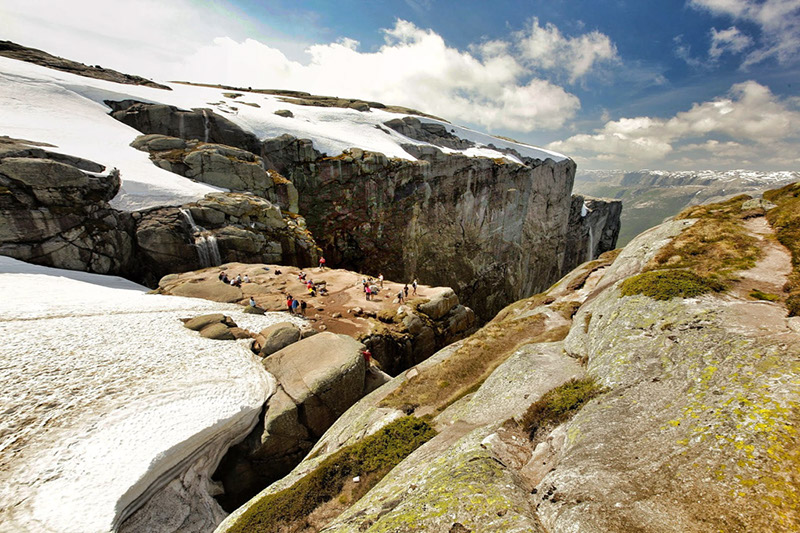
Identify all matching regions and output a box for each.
[548,81,800,168]
[175,20,589,131]
[689,0,800,66]
[1,0,622,133]
[514,18,618,82]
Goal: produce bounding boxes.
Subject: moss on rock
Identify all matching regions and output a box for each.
[225,416,436,533]
[620,269,725,301]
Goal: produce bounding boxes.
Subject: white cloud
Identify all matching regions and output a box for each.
[1,1,607,133]
[514,18,618,82]
[689,0,800,66]
[709,26,753,58]
[174,20,584,131]
[548,81,800,169]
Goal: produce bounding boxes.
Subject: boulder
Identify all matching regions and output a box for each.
[199,322,235,340]
[213,332,369,511]
[0,143,134,276]
[183,313,226,331]
[169,279,242,303]
[258,322,302,357]
[263,332,366,437]
[417,288,459,320]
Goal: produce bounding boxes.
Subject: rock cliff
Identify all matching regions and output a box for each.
[106,102,620,321]
[217,191,800,533]
[0,138,135,274]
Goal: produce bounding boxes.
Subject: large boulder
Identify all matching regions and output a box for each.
[262,332,366,436]
[0,140,134,275]
[417,287,459,320]
[213,332,369,511]
[257,322,302,357]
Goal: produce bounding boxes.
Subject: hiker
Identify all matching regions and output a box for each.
[298,271,306,281]
[291,298,299,314]
[218,271,225,281]
[412,279,418,295]
[378,273,384,288]
[361,349,372,364]
[308,285,316,297]
[243,274,250,283]
[286,295,294,313]
[404,284,409,298]
[248,296,257,308]
[235,274,242,284]
[275,269,282,275]
[397,289,404,303]
[300,300,307,315]
[365,285,372,301]
[318,256,326,270]
[220,273,229,284]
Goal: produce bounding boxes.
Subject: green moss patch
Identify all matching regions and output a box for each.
[620,269,725,301]
[521,378,604,439]
[749,289,780,302]
[226,416,436,533]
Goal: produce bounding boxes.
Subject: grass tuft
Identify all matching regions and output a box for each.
[226,416,435,533]
[521,378,604,440]
[620,269,725,301]
[749,289,780,302]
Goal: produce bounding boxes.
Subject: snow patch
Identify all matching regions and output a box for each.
[0,256,299,532]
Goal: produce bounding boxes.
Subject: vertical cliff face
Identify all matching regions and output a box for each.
[563,195,623,272]
[262,137,585,321]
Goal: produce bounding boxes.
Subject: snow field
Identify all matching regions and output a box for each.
[0,257,302,532]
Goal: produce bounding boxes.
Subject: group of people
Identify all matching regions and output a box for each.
[285,294,307,315]
[360,274,418,303]
[218,271,250,287]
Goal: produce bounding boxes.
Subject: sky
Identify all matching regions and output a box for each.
[2,0,799,171]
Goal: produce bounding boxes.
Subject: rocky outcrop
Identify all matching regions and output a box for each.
[131,135,299,213]
[219,196,800,532]
[107,101,262,154]
[360,287,477,375]
[213,332,375,511]
[134,192,318,284]
[0,40,170,90]
[383,117,474,150]
[276,144,591,322]
[0,139,135,274]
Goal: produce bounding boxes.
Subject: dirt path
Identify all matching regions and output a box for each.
[724,215,799,341]
[732,216,792,300]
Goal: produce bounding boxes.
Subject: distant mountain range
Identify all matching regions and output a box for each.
[574,169,800,246]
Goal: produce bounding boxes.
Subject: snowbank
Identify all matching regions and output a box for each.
[0,256,300,532]
[0,56,566,212]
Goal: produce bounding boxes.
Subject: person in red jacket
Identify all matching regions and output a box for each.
[286,294,294,313]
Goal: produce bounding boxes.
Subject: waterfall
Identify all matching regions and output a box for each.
[586,226,595,262]
[178,113,185,140]
[201,109,210,143]
[180,209,221,268]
